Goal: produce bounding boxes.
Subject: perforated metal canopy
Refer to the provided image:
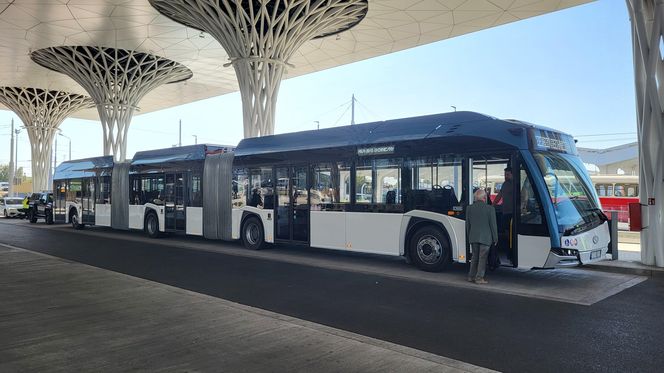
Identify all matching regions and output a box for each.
[0,0,590,120]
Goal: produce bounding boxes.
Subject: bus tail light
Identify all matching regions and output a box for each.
[629,202,642,231]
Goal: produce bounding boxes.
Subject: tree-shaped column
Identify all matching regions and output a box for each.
[0,87,94,192]
[149,0,368,137]
[31,47,193,161]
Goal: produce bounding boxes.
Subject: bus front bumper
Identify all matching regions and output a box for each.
[544,247,608,268]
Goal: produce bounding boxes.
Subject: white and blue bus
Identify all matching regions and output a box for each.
[53,112,610,271]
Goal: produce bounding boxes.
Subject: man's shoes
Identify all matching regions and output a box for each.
[475,278,488,284]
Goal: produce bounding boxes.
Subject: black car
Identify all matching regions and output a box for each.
[28,192,54,224]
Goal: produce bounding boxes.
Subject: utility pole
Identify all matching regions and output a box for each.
[8,118,15,196]
[178,119,182,147]
[351,94,356,125]
[315,121,320,130]
[192,135,198,145]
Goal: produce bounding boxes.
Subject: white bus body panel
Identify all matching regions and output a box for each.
[402,210,467,263]
[65,201,81,223]
[128,205,145,230]
[345,212,402,255]
[129,204,164,231]
[232,207,274,243]
[310,211,346,250]
[95,204,111,227]
[186,207,203,236]
[517,235,551,268]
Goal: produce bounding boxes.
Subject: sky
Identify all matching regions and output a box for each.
[0,0,637,176]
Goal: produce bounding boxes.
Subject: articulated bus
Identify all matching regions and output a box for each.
[53,111,610,272]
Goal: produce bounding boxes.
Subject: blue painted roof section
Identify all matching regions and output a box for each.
[131,144,234,166]
[53,156,114,180]
[234,111,568,157]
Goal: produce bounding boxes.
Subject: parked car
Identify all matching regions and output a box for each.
[28,192,54,224]
[1,196,25,218]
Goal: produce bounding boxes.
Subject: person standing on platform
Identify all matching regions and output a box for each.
[466,189,498,284]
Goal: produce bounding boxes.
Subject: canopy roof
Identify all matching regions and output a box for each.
[0,0,589,120]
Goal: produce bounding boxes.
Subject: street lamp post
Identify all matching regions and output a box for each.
[192,134,198,145]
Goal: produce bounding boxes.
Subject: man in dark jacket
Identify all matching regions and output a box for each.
[466,189,498,284]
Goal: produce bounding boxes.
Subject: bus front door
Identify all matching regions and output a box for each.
[275,166,309,243]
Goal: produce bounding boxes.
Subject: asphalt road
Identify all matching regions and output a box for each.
[1,221,662,373]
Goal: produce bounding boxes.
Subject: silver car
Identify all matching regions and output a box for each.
[1,197,25,218]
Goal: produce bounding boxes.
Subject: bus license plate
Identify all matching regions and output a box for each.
[590,250,602,260]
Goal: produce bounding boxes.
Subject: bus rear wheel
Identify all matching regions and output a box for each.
[409,226,451,272]
[145,212,161,238]
[242,216,265,250]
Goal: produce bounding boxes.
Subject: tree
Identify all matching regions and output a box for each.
[0,164,25,183]
[0,164,8,182]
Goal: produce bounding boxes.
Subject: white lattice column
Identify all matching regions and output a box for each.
[627,0,664,267]
[149,0,368,138]
[31,47,193,161]
[0,87,94,192]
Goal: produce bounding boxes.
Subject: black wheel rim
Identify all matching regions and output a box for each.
[416,235,443,265]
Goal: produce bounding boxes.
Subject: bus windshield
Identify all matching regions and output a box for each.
[533,151,603,235]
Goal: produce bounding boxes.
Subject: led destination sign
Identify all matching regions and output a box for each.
[357,145,395,156]
[530,129,576,154]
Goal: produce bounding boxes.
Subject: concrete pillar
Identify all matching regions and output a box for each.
[0,87,94,192]
[149,0,368,138]
[31,47,193,161]
[627,0,664,267]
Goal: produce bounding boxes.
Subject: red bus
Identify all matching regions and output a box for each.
[591,175,639,222]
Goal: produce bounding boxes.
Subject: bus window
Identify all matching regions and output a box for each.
[408,156,462,213]
[519,166,546,235]
[627,184,638,197]
[614,185,625,197]
[311,162,349,211]
[98,176,111,204]
[375,158,401,205]
[596,184,607,197]
[249,167,273,208]
[233,168,248,208]
[189,172,202,207]
[355,159,373,204]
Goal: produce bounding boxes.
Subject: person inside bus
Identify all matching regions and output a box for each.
[249,188,263,208]
[493,167,513,249]
[466,189,498,284]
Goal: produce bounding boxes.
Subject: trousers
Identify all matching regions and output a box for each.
[468,243,490,280]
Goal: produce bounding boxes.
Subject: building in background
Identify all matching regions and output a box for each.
[578,142,638,175]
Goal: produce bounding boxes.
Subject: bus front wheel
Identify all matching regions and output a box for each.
[242,216,265,250]
[145,212,161,238]
[409,226,451,272]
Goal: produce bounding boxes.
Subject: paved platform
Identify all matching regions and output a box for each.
[0,219,647,306]
[0,244,493,372]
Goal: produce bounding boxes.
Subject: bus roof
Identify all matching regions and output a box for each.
[131,144,234,167]
[234,111,569,157]
[54,156,114,180]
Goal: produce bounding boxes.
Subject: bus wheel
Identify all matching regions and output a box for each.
[409,226,451,272]
[145,212,161,238]
[242,216,264,250]
[70,210,84,230]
